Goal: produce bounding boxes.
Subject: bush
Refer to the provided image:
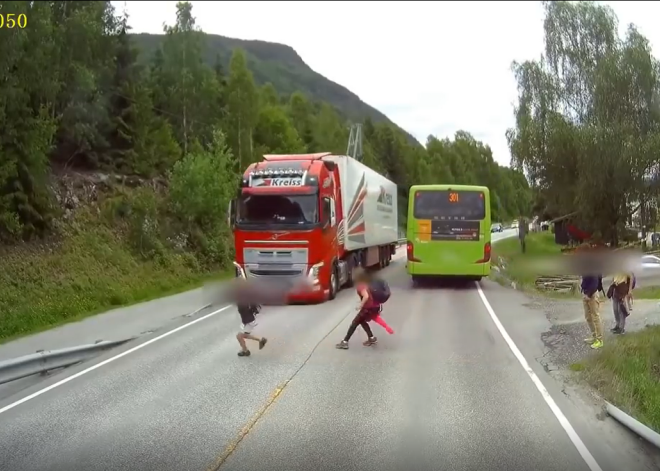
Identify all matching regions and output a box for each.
[168,129,237,267]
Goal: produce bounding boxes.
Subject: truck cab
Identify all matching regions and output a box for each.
[229,153,341,303]
[229,152,399,304]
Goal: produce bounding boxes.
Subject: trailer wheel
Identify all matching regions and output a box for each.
[378,247,386,269]
[328,264,339,300]
[345,257,356,288]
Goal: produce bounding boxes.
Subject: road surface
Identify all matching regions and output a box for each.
[0,230,655,471]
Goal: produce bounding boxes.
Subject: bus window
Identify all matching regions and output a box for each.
[413,190,485,220]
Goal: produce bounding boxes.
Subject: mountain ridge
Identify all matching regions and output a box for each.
[130,32,419,145]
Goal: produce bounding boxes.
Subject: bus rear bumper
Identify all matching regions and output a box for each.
[406,261,490,277]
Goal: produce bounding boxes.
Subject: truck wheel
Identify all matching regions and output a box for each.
[328,265,339,300]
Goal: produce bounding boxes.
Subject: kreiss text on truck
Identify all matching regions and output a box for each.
[228,152,399,303]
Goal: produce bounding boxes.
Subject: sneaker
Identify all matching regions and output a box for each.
[590,339,604,349]
[259,338,268,350]
[363,337,378,346]
[583,337,596,344]
[614,329,625,335]
[238,350,251,357]
[610,327,619,333]
[335,341,349,349]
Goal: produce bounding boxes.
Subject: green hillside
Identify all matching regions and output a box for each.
[130,33,419,144]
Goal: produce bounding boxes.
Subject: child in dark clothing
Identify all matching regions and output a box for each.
[236,303,267,357]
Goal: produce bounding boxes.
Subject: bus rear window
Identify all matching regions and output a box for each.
[413,190,485,220]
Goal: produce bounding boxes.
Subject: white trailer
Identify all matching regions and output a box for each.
[325,155,399,272]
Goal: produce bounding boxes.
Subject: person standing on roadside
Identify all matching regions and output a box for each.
[581,270,605,349]
[608,272,631,335]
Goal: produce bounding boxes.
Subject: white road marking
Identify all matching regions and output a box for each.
[475,283,603,471]
[0,305,233,415]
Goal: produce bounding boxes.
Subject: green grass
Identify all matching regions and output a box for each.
[631,286,660,300]
[492,232,660,299]
[0,210,232,344]
[580,326,660,432]
[491,232,562,291]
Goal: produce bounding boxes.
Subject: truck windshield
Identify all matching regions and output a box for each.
[237,194,318,226]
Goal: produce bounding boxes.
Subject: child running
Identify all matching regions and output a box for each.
[236,302,268,357]
[336,267,392,349]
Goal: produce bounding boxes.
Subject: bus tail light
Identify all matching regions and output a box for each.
[407,241,421,262]
[475,242,491,264]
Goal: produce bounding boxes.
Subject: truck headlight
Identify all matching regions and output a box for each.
[233,261,246,279]
[308,262,324,280]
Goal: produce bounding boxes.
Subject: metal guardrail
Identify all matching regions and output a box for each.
[605,401,660,449]
[0,338,134,385]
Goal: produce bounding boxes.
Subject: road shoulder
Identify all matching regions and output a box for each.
[478,279,660,471]
[0,286,215,362]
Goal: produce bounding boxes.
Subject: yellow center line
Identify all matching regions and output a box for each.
[207,380,290,471]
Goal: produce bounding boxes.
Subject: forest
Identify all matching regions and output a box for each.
[0,1,530,340]
[508,1,660,244]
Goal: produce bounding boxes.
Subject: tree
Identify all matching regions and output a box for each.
[151,1,220,155]
[226,49,259,170]
[508,1,660,244]
[254,105,305,155]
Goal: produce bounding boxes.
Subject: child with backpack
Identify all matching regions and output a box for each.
[336,268,392,350]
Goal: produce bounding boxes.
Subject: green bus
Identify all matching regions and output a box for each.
[406,184,492,283]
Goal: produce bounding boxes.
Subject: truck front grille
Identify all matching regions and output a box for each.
[249,269,303,277]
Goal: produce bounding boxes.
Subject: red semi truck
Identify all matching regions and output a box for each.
[228,152,399,303]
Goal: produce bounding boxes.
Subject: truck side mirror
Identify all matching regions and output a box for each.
[322,199,331,228]
[227,199,236,228]
[330,200,336,227]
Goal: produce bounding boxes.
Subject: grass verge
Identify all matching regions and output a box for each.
[491,231,562,291]
[0,210,232,345]
[492,232,660,299]
[575,326,660,433]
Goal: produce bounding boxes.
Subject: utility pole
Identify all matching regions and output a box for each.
[346,123,363,162]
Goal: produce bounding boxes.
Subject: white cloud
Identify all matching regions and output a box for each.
[114,1,660,166]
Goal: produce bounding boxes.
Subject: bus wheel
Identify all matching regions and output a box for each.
[412,275,421,287]
[472,276,483,283]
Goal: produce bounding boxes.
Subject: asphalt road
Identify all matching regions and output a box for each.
[0,230,655,471]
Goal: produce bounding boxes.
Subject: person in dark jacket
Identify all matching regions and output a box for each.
[581,273,605,349]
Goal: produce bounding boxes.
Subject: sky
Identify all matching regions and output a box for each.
[113,1,660,167]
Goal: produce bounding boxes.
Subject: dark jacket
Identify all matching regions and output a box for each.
[237,303,260,325]
[613,277,631,300]
[581,275,603,297]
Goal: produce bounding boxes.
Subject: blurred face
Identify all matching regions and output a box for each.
[354,270,369,284]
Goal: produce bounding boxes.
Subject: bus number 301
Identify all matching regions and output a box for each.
[0,13,28,29]
[449,192,459,203]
